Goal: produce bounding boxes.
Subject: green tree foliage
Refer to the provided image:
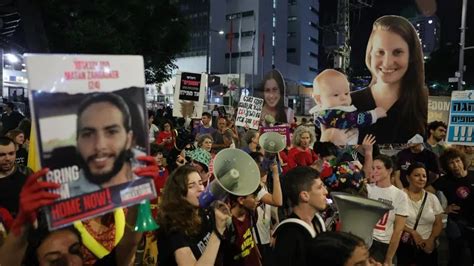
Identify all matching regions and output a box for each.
[39,0,190,83]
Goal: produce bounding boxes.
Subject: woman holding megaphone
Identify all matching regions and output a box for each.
[156,165,230,266]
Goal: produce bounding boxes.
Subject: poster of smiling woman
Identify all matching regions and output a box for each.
[26,54,156,230]
[255,69,294,127]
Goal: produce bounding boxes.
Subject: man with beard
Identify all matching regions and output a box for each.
[68,93,143,197]
[0,137,31,217]
[425,121,447,157]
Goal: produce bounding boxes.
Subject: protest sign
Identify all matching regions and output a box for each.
[173,71,206,118]
[260,125,290,146]
[446,90,473,145]
[26,54,157,230]
[428,96,451,124]
[235,95,264,130]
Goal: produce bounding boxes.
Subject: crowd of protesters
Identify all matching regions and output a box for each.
[0,93,472,266]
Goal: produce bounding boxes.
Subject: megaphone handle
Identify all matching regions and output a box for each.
[199,185,216,208]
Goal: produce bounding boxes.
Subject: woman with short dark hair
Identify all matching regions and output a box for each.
[367,154,409,265]
[397,162,443,266]
[156,120,176,153]
[310,231,380,266]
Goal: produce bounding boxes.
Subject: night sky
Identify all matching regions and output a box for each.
[319,0,474,83]
[5,0,474,86]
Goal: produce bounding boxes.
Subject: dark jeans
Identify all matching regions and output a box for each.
[397,244,438,266]
[446,219,474,266]
[369,240,396,264]
[258,243,273,266]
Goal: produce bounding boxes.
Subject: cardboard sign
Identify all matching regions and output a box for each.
[179,72,201,101]
[446,90,474,145]
[26,54,156,230]
[428,96,451,124]
[235,95,264,130]
[260,125,290,146]
[173,71,206,118]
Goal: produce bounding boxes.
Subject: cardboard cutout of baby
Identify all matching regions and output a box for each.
[310,69,387,145]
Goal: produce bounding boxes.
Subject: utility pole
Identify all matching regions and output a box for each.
[457,0,468,90]
[206,1,211,74]
[320,0,373,75]
[334,0,350,73]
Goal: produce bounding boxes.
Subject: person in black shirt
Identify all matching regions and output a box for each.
[393,140,440,188]
[156,165,230,266]
[427,148,474,266]
[5,129,28,167]
[0,136,30,217]
[0,168,142,266]
[0,102,24,136]
[350,15,428,144]
[309,231,378,266]
[273,166,328,266]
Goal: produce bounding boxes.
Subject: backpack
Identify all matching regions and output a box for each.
[273,213,326,239]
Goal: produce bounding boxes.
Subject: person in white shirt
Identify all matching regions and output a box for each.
[367,154,408,265]
[148,110,159,143]
[251,154,282,266]
[397,162,443,265]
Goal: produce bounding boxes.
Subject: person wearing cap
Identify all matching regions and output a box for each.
[394,134,441,189]
[177,148,212,187]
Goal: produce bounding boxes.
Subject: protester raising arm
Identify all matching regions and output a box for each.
[0,168,60,266]
[259,163,283,207]
[0,156,159,266]
[361,134,376,181]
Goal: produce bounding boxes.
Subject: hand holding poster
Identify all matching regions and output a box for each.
[26,54,157,230]
[446,90,474,145]
[235,95,264,130]
[260,125,290,146]
[173,71,206,118]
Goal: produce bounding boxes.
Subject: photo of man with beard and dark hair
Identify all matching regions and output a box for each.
[31,87,149,200]
[67,92,146,197]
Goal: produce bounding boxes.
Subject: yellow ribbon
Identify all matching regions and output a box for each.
[74,208,125,258]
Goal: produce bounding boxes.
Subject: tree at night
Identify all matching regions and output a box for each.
[26,0,190,84]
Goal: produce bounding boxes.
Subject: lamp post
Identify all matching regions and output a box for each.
[206,29,224,74]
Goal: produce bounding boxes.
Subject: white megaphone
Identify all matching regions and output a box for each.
[331,192,393,246]
[259,132,286,154]
[199,148,261,208]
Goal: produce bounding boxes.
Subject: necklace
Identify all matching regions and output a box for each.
[406,189,424,202]
[74,208,125,258]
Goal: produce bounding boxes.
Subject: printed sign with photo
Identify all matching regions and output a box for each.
[26,54,157,230]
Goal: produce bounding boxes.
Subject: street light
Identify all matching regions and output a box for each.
[206,29,224,74]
